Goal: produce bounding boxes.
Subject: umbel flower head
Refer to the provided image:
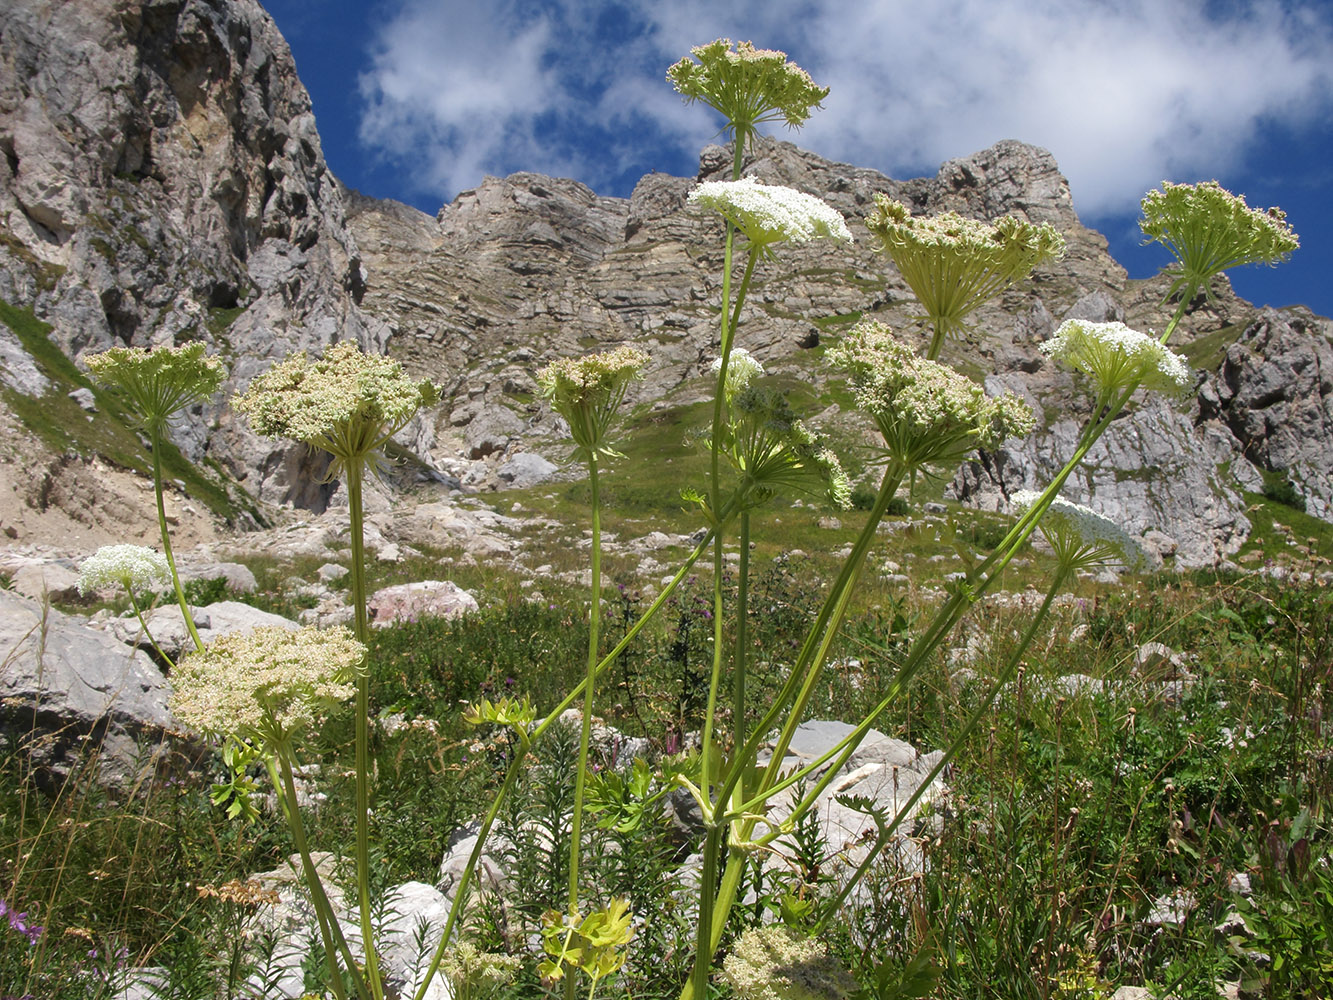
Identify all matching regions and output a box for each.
[720,926,859,1000]
[721,381,851,509]
[829,321,1035,470]
[865,196,1065,358]
[1011,490,1147,574]
[690,178,852,252]
[1040,319,1194,398]
[86,342,226,437]
[668,39,828,151]
[171,625,365,745]
[712,347,765,403]
[233,342,440,474]
[1140,180,1298,302]
[538,345,649,459]
[77,544,170,597]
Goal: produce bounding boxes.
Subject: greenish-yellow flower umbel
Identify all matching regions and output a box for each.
[865,196,1065,358]
[668,40,827,151]
[538,345,649,459]
[86,342,226,436]
[1140,180,1298,302]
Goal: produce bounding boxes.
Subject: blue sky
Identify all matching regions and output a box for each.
[263,0,1333,317]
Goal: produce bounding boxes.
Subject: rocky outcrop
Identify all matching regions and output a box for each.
[0,0,387,507]
[0,588,179,786]
[1,0,1329,563]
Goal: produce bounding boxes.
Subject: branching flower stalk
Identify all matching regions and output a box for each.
[809,494,1146,927]
[170,624,369,999]
[234,342,439,1000]
[86,344,226,652]
[537,347,648,970]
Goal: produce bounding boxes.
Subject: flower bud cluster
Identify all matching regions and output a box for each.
[865,196,1064,352]
[86,342,226,436]
[538,346,649,458]
[724,382,851,509]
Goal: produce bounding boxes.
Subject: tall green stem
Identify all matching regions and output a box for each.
[345,461,383,1000]
[412,730,531,1000]
[269,749,368,1000]
[151,438,203,653]
[126,589,173,669]
[811,572,1067,931]
[731,512,751,773]
[568,453,602,921]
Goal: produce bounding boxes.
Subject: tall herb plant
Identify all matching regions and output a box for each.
[73,34,1299,1000]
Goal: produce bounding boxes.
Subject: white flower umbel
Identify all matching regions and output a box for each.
[712,348,764,402]
[721,926,858,1000]
[77,544,170,597]
[1040,320,1193,398]
[690,178,852,251]
[1011,490,1147,574]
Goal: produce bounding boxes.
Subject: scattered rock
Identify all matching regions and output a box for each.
[368,580,479,627]
[0,589,180,787]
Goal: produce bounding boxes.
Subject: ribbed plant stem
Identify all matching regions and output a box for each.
[151,438,203,653]
[345,460,383,1000]
[568,452,602,925]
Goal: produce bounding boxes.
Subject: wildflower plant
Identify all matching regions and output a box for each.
[170,623,370,1000]
[120,33,1300,1000]
[1040,319,1194,399]
[865,195,1065,357]
[86,343,227,651]
[830,320,1036,472]
[1140,179,1299,310]
[234,341,439,1000]
[77,544,173,664]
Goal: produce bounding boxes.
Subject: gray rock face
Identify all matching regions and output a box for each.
[2,0,1329,560]
[0,0,387,505]
[103,598,299,660]
[0,589,176,786]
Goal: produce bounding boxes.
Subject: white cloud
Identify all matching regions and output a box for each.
[357,0,1333,216]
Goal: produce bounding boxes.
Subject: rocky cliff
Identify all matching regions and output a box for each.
[348,138,1333,567]
[0,0,384,523]
[1,0,1330,567]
